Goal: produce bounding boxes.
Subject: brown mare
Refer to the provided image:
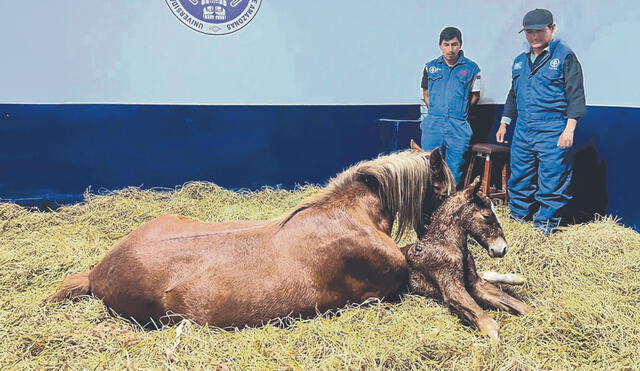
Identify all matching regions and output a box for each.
[49,144,456,328]
[401,178,534,340]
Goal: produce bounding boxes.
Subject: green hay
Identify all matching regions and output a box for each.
[1,182,639,370]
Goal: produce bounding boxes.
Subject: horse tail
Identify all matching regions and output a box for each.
[47,270,92,302]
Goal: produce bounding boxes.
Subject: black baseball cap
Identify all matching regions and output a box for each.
[519,9,553,33]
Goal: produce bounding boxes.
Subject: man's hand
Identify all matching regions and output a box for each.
[496,122,508,143]
[557,128,574,148]
[470,91,480,106]
[557,118,577,148]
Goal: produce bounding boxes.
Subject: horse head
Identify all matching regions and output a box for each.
[410,140,456,238]
[458,177,509,258]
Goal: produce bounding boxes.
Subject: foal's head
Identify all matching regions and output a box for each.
[433,177,508,258]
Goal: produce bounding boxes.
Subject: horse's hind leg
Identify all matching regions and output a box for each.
[470,279,534,315]
[431,271,500,340]
[408,270,440,299]
[464,253,533,315]
[47,270,91,302]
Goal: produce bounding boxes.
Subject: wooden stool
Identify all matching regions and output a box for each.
[463,144,510,203]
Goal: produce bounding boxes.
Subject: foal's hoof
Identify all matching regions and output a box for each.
[520,303,535,315]
[478,317,500,341]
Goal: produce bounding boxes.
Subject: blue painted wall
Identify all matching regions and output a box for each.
[0,104,417,203]
[1,104,637,230]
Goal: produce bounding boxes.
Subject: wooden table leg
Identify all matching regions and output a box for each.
[482,154,491,195]
[464,155,477,188]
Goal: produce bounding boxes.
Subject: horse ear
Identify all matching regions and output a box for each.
[429,147,443,172]
[463,176,482,199]
[410,139,425,152]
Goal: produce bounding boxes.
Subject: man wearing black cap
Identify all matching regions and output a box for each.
[495,9,586,235]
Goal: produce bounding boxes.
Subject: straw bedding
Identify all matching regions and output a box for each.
[1,182,638,370]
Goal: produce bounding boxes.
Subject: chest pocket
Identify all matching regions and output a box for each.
[541,69,563,86]
[427,74,443,92]
[454,71,473,85]
[451,71,473,106]
[428,74,443,82]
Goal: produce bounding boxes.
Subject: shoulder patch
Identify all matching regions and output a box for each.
[513,61,523,70]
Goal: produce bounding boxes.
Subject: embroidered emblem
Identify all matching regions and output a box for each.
[549,58,560,69]
[513,61,523,70]
[165,0,262,35]
[428,66,441,74]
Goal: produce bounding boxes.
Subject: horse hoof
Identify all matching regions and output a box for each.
[520,304,535,315]
[479,317,500,341]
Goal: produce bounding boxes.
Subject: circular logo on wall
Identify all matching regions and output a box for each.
[165,0,262,36]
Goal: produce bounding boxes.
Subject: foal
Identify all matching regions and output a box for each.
[401,178,533,340]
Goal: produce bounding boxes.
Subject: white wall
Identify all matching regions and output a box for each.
[1,0,638,106]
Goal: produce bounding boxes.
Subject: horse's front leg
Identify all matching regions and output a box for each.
[464,252,534,315]
[431,270,500,340]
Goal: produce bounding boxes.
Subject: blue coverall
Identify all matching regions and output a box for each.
[506,40,584,233]
[420,52,480,185]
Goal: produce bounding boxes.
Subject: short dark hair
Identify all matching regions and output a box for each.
[439,27,462,45]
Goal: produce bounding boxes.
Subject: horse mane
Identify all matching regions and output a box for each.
[279,149,449,240]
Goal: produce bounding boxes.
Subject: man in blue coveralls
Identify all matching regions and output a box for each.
[420,27,481,185]
[496,9,586,235]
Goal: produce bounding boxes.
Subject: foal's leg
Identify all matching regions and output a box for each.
[408,270,440,299]
[464,252,534,315]
[430,270,500,340]
[480,271,525,285]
